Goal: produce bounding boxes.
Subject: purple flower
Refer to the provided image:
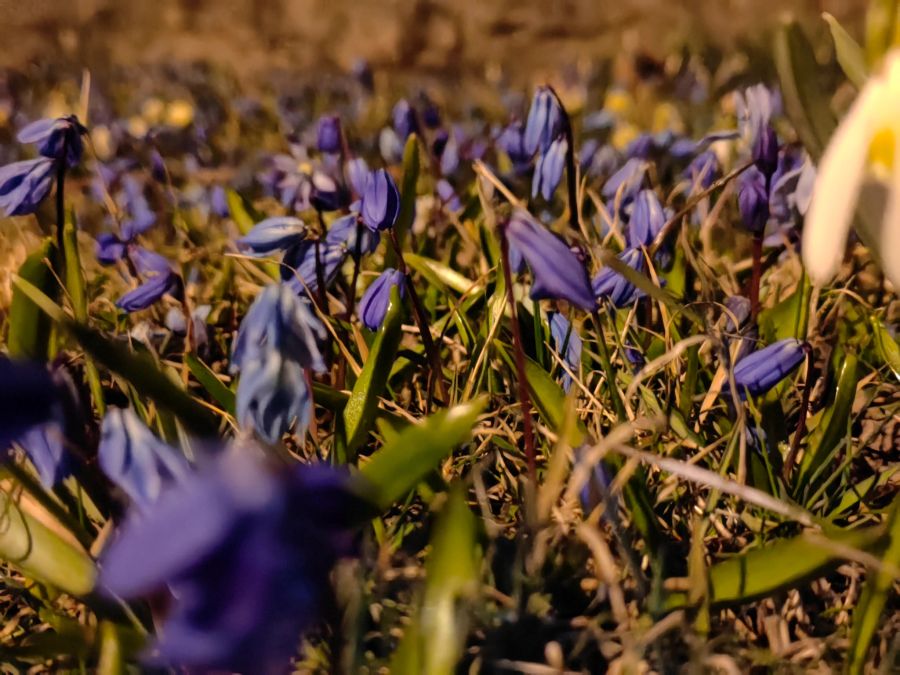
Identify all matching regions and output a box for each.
[733,338,806,397]
[392,100,419,140]
[317,115,342,154]
[505,209,595,311]
[627,189,666,247]
[683,150,720,192]
[592,248,646,308]
[119,176,157,240]
[325,213,379,257]
[344,157,369,197]
[523,86,563,156]
[436,178,461,211]
[98,408,190,511]
[237,350,313,443]
[736,85,780,176]
[737,165,770,233]
[17,115,86,167]
[358,268,406,330]
[531,136,567,201]
[439,128,460,176]
[116,270,181,312]
[238,217,309,256]
[496,122,532,173]
[0,157,56,216]
[282,239,347,296]
[602,158,646,207]
[210,185,230,218]
[99,450,358,672]
[360,168,400,231]
[16,423,70,488]
[549,312,582,393]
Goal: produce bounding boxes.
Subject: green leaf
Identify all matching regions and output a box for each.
[68,323,219,437]
[665,525,885,610]
[823,12,868,88]
[774,19,838,161]
[865,0,900,66]
[391,486,480,674]
[97,621,125,675]
[185,353,236,416]
[342,286,404,459]
[405,253,483,296]
[355,398,485,511]
[225,188,260,236]
[0,480,96,596]
[7,238,58,361]
[848,497,900,674]
[796,352,858,495]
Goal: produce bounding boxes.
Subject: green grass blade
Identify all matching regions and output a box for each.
[7,238,59,361]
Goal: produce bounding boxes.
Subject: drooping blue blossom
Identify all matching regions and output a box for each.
[437,128,460,176]
[317,115,342,154]
[237,217,309,256]
[344,157,369,197]
[627,189,666,247]
[165,304,212,349]
[17,115,86,167]
[504,209,595,311]
[523,86,563,156]
[392,99,419,140]
[99,449,358,672]
[118,176,157,240]
[736,85,780,176]
[309,170,348,212]
[531,136,567,201]
[733,337,806,397]
[768,147,814,228]
[601,158,646,208]
[737,165,770,233]
[0,158,56,216]
[16,423,70,488]
[98,408,190,511]
[436,178,462,211]
[282,239,347,296]
[496,122,533,173]
[549,312,582,393]
[682,150,720,192]
[116,270,182,313]
[358,268,406,330]
[724,295,752,333]
[325,213,379,257]
[231,284,327,442]
[360,168,400,231]
[592,247,646,308]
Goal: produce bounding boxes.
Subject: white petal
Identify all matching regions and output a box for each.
[881,127,900,289]
[803,83,877,286]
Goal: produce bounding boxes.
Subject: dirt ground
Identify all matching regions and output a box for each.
[0,0,866,84]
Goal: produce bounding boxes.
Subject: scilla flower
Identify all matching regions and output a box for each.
[358,268,405,330]
[732,338,806,397]
[548,312,582,393]
[360,168,401,231]
[504,209,595,311]
[532,136,567,201]
[803,49,900,289]
[737,165,770,233]
[523,86,563,156]
[237,216,308,256]
[627,189,666,247]
[592,247,646,308]
[99,448,358,672]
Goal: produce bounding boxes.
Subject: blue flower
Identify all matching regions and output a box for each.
[496,122,532,173]
[118,176,157,240]
[17,115,86,167]
[238,217,309,256]
[116,271,181,312]
[549,312,582,393]
[325,213,379,257]
[16,423,70,488]
[627,189,666,247]
[592,248,646,308]
[360,168,401,231]
[99,450,358,672]
[392,99,419,140]
[317,115,342,154]
[531,136,567,201]
[282,239,347,297]
[358,268,406,330]
[733,338,806,397]
[0,157,56,216]
[505,209,595,311]
[737,165,770,233]
[682,150,720,192]
[98,408,190,511]
[232,285,327,442]
[344,157,370,197]
[436,178,462,211]
[602,158,646,208]
[523,86,563,156]
[736,85,780,176]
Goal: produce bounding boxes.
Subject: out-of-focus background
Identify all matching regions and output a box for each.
[0,0,865,83]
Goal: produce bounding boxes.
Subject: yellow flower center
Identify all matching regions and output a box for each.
[868,127,895,177]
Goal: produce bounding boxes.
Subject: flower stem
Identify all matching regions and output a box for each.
[55,142,68,273]
[549,87,580,232]
[388,229,449,406]
[590,310,626,422]
[783,344,814,480]
[499,224,537,482]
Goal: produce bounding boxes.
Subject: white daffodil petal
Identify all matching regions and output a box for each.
[803,85,875,286]
[881,133,900,289]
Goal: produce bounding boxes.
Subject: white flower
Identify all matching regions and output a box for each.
[803,49,900,289]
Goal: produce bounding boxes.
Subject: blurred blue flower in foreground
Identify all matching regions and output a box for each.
[524,86,562,156]
[99,449,358,672]
[532,136,567,201]
[733,337,806,397]
[505,209,595,311]
[0,116,87,216]
[99,407,190,511]
[549,312,582,393]
[232,284,327,443]
[238,216,308,256]
[359,268,405,330]
[360,168,400,231]
[592,248,646,308]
